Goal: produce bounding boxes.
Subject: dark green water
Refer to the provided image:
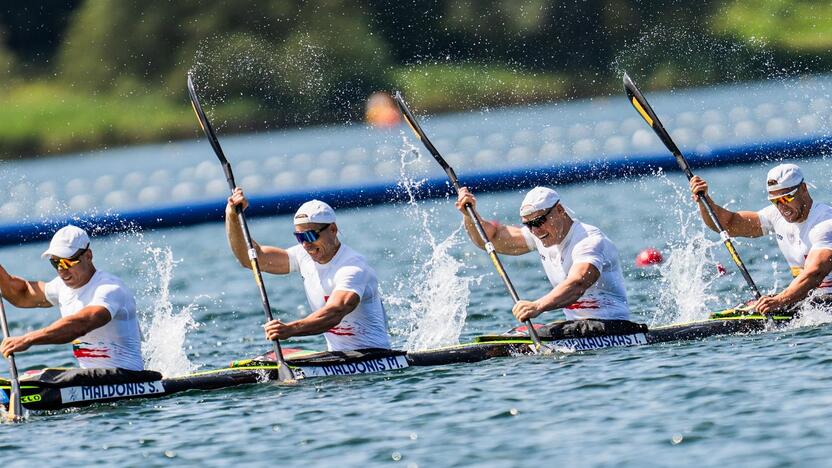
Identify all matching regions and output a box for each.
[1,155,831,467]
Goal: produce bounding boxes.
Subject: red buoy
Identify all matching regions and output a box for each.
[635,248,663,267]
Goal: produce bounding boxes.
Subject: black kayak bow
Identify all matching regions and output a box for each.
[187,72,295,382]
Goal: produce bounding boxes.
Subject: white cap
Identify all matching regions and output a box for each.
[294,199,336,225]
[41,225,90,259]
[520,187,560,217]
[766,163,805,192]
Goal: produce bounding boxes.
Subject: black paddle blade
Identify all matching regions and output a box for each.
[186,72,230,166]
[393,93,447,165]
[622,73,691,177]
[392,91,459,188]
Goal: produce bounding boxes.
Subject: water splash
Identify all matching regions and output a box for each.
[386,138,479,351]
[645,172,723,324]
[655,232,721,325]
[138,246,199,377]
[789,290,832,328]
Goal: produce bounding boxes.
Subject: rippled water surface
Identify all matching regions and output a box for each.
[1,146,831,466]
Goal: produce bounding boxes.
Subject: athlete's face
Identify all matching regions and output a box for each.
[52,249,96,289]
[768,183,811,223]
[521,204,569,248]
[295,223,340,263]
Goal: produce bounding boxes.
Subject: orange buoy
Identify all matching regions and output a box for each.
[365,91,401,128]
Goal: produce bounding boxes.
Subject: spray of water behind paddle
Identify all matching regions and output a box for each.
[643,172,724,325]
[385,139,480,351]
[136,246,200,377]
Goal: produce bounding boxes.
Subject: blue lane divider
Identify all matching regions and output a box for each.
[1,135,828,247]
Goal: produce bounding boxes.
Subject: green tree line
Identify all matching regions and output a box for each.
[0,0,829,158]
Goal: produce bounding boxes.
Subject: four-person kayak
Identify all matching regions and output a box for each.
[0,309,802,412]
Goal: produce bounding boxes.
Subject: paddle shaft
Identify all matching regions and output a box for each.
[392,92,545,350]
[623,74,762,299]
[186,73,294,381]
[0,295,23,420]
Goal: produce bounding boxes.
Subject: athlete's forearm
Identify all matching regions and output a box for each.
[25,314,101,346]
[778,270,827,306]
[462,213,490,249]
[288,306,352,336]
[225,207,256,269]
[697,195,732,233]
[536,280,589,312]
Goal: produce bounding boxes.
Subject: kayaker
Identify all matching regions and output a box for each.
[225,188,391,351]
[690,163,832,314]
[455,186,631,324]
[0,225,145,371]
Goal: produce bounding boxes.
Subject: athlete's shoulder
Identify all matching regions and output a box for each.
[758,204,780,219]
[337,243,370,265]
[92,270,129,289]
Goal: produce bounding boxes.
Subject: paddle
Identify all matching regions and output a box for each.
[0,294,24,421]
[623,73,763,300]
[186,72,295,382]
[392,91,546,352]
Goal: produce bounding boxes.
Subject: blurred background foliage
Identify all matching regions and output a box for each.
[0,0,829,158]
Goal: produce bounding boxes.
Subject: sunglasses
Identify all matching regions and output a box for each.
[293,224,331,244]
[521,204,556,229]
[49,248,88,270]
[768,186,800,205]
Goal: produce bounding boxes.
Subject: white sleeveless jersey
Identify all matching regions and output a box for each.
[522,221,630,320]
[287,243,391,351]
[757,202,832,292]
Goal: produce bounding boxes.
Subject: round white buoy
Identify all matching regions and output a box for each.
[94,175,116,194]
[69,194,95,211]
[170,182,199,200]
[137,186,164,204]
[240,175,265,191]
[65,178,87,197]
[306,168,335,187]
[205,179,229,197]
[123,171,145,191]
[340,164,366,183]
[539,142,565,159]
[572,139,596,157]
[273,171,300,188]
[103,190,131,207]
[0,201,22,219]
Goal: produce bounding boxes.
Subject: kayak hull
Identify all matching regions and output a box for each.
[0,315,797,412]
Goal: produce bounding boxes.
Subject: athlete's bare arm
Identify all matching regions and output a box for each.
[264,290,360,340]
[225,187,290,274]
[0,265,51,308]
[512,263,601,322]
[455,187,532,255]
[756,248,832,314]
[689,176,763,238]
[1,305,111,356]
